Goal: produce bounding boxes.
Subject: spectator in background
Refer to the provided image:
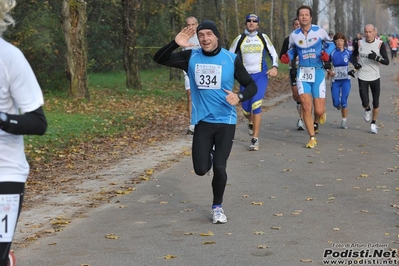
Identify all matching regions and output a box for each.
[389,33,398,65]
[347,36,353,51]
[182,16,200,135]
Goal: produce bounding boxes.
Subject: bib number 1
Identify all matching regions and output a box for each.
[0,194,20,242]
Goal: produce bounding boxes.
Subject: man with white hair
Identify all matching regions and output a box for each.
[351,24,389,134]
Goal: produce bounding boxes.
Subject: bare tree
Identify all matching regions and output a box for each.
[334,0,346,34]
[168,0,184,81]
[62,0,89,100]
[312,0,319,25]
[352,0,362,35]
[214,0,228,48]
[122,0,142,90]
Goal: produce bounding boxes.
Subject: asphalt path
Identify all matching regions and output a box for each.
[14,64,398,266]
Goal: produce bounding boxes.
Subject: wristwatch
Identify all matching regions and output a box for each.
[237,93,244,102]
[0,112,7,129]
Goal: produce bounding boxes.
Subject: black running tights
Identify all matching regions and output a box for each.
[358,78,381,109]
[191,121,235,206]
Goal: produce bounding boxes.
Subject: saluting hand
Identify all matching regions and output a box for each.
[224,89,240,106]
[175,27,196,48]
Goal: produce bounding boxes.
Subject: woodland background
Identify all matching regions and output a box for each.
[4,0,399,98]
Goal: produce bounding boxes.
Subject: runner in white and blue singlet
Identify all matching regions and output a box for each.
[280,5,335,149]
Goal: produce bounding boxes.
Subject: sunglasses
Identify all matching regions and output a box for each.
[246,19,258,23]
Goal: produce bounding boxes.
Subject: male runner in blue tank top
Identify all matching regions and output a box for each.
[154,20,257,224]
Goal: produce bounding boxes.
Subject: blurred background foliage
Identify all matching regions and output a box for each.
[3,0,399,93]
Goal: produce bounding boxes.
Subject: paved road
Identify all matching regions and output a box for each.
[14,64,398,266]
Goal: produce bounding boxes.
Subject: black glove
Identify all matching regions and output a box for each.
[367,50,382,62]
[323,61,332,70]
[354,63,362,70]
[348,70,355,78]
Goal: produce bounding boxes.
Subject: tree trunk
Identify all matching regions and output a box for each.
[353,0,362,34]
[214,0,228,48]
[62,0,89,100]
[169,0,182,81]
[312,0,319,25]
[122,0,142,89]
[283,1,289,37]
[334,0,345,34]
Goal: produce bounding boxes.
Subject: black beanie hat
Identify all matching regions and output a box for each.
[197,20,220,38]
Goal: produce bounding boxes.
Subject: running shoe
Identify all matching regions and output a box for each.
[319,112,327,125]
[297,119,305,130]
[364,109,371,122]
[8,251,16,266]
[212,207,227,224]
[187,125,195,135]
[341,120,348,129]
[305,137,317,149]
[248,122,254,136]
[314,123,319,134]
[249,137,259,151]
[370,123,378,134]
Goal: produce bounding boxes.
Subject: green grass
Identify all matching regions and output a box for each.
[24,68,187,159]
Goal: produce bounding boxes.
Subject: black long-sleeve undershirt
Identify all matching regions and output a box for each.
[1,106,47,135]
[153,40,257,101]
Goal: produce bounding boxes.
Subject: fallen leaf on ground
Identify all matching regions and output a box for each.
[200,231,214,236]
[105,233,119,239]
[164,254,177,260]
[252,201,263,205]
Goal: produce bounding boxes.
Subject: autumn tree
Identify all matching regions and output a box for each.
[62,0,89,100]
[122,0,142,90]
[214,0,228,48]
[334,0,346,34]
